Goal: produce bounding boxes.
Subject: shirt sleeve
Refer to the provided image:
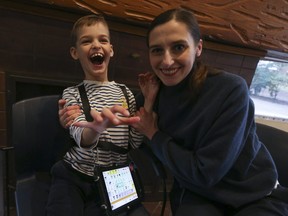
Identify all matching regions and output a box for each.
[126,87,144,149]
[62,85,99,149]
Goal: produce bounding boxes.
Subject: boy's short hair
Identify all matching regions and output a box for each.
[70,14,109,46]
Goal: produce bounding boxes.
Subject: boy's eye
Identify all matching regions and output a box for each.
[80,39,91,45]
[100,38,109,43]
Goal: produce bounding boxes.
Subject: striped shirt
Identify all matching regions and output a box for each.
[62,80,143,177]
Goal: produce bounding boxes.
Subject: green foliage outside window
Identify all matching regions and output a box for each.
[250,60,288,120]
[250,60,288,99]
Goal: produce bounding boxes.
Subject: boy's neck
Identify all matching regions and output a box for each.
[83,79,112,84]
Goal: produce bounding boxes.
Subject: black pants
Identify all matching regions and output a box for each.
[46,161,149,216]
[170,184,288,216]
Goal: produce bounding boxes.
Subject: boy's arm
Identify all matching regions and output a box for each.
[72,105,140,147]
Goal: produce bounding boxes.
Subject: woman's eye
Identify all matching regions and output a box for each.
[150,47,163,55]
[173,44,186,53]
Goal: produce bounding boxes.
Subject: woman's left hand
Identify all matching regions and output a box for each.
[132,107,158,140]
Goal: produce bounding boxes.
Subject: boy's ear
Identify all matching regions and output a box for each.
[110,45,114,57]
[70,47,78,60]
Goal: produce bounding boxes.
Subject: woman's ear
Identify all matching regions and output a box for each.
[70,47,78,60]
[196,39,203,57]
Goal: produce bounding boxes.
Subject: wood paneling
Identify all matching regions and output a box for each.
[0,8,260,142]
[0,72,6,147]
[1,0,287,59]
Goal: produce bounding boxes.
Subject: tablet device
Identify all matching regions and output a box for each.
[95,163,143,215]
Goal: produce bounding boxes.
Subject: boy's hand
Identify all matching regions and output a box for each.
[72,105,140,134]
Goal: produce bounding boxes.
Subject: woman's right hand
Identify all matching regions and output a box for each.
[58,99,81,128]
[138,72,160,112]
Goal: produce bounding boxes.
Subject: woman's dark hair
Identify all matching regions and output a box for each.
[147,8,201,47]
[147,8,221,98]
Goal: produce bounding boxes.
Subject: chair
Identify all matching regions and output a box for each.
[12,95,71,216]
[11,95,170,216]
[256,123,288,187]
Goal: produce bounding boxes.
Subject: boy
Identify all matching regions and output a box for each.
[46,14,154,216]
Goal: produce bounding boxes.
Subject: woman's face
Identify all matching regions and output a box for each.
[148,20,202,86]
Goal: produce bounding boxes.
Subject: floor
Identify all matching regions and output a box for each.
[9,201,172,216]
[143,201,172,216]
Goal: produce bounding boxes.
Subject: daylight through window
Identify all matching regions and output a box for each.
[249,60,288,121]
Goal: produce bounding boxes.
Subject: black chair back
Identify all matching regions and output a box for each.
[12,95,71,216]
[256,123,288,187]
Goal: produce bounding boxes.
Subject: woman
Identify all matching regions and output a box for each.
[59,8,288,216]
[133,8,288,216]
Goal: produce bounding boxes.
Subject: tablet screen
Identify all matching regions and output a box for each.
[102,166,139,211]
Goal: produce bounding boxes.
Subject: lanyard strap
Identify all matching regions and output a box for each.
[77,83,130,154]
[78,84,93,122]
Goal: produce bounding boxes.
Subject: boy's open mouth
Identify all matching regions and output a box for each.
[90,53,104,65]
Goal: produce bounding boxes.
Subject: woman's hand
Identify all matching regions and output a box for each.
[58,99,81,128]
[138,72,160,112]
[132,107,158,140]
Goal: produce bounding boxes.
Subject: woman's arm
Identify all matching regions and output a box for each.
[58,98,81,128]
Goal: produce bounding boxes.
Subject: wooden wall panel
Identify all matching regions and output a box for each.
[0,71,6,147]
[0,8,261,139]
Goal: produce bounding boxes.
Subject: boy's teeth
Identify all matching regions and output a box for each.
[90,53,104,64]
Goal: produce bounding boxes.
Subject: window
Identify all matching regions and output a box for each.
[249,60,288,122]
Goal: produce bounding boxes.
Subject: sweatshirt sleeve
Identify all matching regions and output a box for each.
[149,76,257,188]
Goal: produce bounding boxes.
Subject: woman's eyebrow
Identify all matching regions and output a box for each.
[149,44,160,49]
[171,39,187,45]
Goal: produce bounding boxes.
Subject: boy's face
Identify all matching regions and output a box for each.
[70,22,114,81]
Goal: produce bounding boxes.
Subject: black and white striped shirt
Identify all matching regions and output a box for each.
[62,80,143,177]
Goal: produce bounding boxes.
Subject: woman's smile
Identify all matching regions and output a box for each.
[160,67,180,76]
